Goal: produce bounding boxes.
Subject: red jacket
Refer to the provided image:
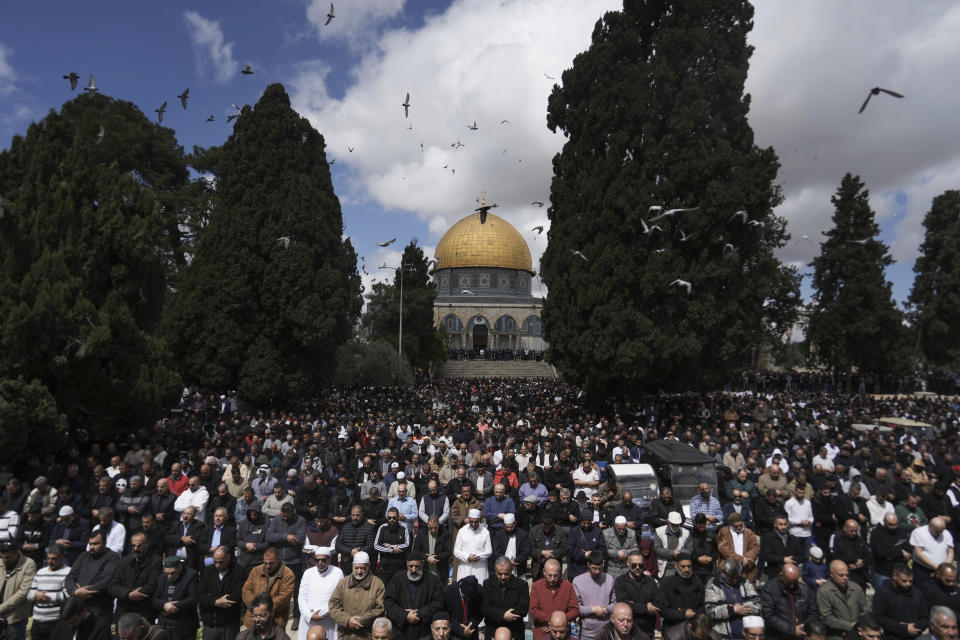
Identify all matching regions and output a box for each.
[529,578,579,640]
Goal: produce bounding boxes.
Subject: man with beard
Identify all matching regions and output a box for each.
[117,476,150,531]
[384,552,444,640]
[828,519,870,589]
[298,547,344,640]
[338,506,377,575]
[453,510,490,583]
[754,490,787,538]
[717,513,759,582]
[363,488,389,529]
[64,531,119,632]
[614,551,668,638]
[650,488,683,529]
[872,512,912,590]
[758,564,819,640]
[165,506,206,571]
[573,551,616,640]
[530,514,567,580]
[152,557,199,640]
[612,492,643,530]
[704,559,761,640]
[234,487,263,525]
[659,554,705,636]
[109,532,161,621]
[441,575,482,640]
[688,514,717,584]
[242,547,296,628]
[305,510,338,565]
[328,551,386,640]
[489,513,528,578]
[919,563,960,615]
[653,512,691,579]
[812,486,838,545]
[567,507,606,580]
[267,503,307,627]
[375,508,412,587]
[482,485,514,534]
[237,593,291,640]
[419,481,450,531]
[551,489,581,530]
[872,564,929,640]
[197,546,244,640]
[0,541,36,640]
[206,484,237,527]
[816,560,866,640]
[529,559,578,640]
[148,479,177,528]
[481,557,529,640]
[238,506,269,568]
[760,516,804,581]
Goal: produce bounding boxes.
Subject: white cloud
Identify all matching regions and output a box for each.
[183,11,238,84]
[305,0,407,49]
[0,42,18,98]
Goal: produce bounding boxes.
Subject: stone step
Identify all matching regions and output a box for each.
[433,359,557,378]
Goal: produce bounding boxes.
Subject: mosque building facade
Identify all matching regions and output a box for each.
[432,210,545,352]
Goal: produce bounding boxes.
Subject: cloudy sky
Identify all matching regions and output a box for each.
[2,1,957,305]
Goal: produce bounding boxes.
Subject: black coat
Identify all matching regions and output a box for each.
[529,526,567,580]
[871,524,910,577]
[614,573,669,635]
[413,529,453,581]
[489,528,530,575]
[688,529,717,582]
[164,519,207,571]
[659,574,705,627]
[759,531,805,579]
[919,579,960,617]
[51,517,91,565]
[872,581,929,640]
[827,533,870,588]
[336,522,377,572]
[384,571,445,640]
[754,499,787,536]
[481,575,529,640]
[152,566,199,624]
[197,560,245,628]
[236,517,269,568]
[442,577,483,640]
[197,525,238,565]
[566,525,606,579]
[109,554,163,618]
[758,578,820,640]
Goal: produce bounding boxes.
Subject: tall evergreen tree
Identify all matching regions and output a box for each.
[807,173,909,375]
[909,189,960,367]
[362,241,446,370]
[540,0,797,393]
[166,84,361,406]
[0,93,186,448]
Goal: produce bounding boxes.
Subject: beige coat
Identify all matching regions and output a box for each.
[328,573,385,640]
[0,553,38,624]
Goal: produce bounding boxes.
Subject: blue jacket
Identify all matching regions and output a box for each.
[566,524,607,578]
[483,496,515,530]
[802,559,829,592]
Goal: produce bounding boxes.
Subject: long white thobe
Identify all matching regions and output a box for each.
[453,524,491,583]
[298,564,345,640]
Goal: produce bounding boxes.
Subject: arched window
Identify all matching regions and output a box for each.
[524,315,543,337]
[494,315,518,333]
[442,314,463,333]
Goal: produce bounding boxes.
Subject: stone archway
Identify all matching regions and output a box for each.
[472,324,488,351]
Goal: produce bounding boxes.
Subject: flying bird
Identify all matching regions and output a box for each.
[640,218,663,235]
[500,120,510,125]
[96,125,105,144]
[544,73,555,80]
[402,93,410,118]
[531,201,544,207]
[226,114,238,123]
[747,220,764,228]
[723,243,737,255]
[324,2,335,25]
[467,121,478,130]
[206,114,215,122]
[155,102,167,123]
[859,87,904,113]
[84,74,98,93]
[377,238,396,247]
[532,226,544,234]
[406,122,413,131]
[461,290,474,295]
[278,236,290,248]
[475,203,499,224]
[799,234,813,245]
[847,238,871,245]
[648,205,663,214]
[570,250,588,261]
[178,88,190,109]
[649,207,699,222]
[730,210,748,222]
[63,72,80,90]
[348,146,354,153]
[419,141,424,152]
[679,228,691,242]
[670,279,692,294]
[241,64,254,75]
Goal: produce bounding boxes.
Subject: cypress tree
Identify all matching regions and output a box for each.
[540,0,796,393]
[167,83,361,405]
[807,173,910,376]
[908,190,960,367]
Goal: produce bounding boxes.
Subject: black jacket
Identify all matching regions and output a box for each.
[413,529,453,580]
[336,522,377,571]
[754,499,787,536]
[237,517,269,568]
[197,525,238,565]
[65,549,121,616]
[872,580,929,640]
[489,528,530,575]
[919,579,960,616]
[614,573,669,635]
[529,526,567,580]
[384,571,445,640]
[197,559,245,628]
[565,525,606,579]
[650,499,684,529]
[443,577,483,640]
[109,553,162,618]
[758,578,820,640]
[374,522,411,576]
[688,529,718,582]
[152,566,199,624]
[659,574,705,627]
[828,533,870,588]
[871,524,910,577]
[164,519,207,571]
[481,575,529,640]
[759,531,805,579]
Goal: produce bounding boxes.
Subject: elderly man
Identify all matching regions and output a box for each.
[482,557,529,640]
[689,483,723,531]
[705,559,761,640]
[413,515,452,582]
[817,560,867,640]
[165,506,206,570]
[489,513,528,577]
[197,546,244,640]
[759,563,819,640]
[911,516,955,585]
[242,547,296,628]
[388,485,419,536]
[717,513,759,581]
[267,502,307,626]
[174,476,210,522]
[654,512,691,578]
[338,505,377,574]
[664,612,720,640]
[923,606,959,640]
[530,559,578,640]
[482,484,515,532]
[299,547,344,640]
[237,592,291,640]
[453,509,490,582]
[91,507,126,555]
[599,602,651,640]
[419,481,450,530]
[329,552,387,640]
[384,551,444,640]
[153,557,199,640]
[829,519,870,589]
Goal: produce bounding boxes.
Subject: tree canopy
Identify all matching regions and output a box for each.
[166,83,362,406]
[807,173,910,375]
[0,93,186,450]
[540,0,797,394]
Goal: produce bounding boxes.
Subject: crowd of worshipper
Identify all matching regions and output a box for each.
[2,376,960,640]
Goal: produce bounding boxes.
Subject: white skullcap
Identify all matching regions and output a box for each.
[667,512,683,525]
[58,506,74,517]
[468,508,482,519]
[353,551,370,565]
[743,616,764,629]
[614,515,628,525]
[502,513,516,524]
[397,472,406,480]
[314,546,333,558]
[809,546,824,559]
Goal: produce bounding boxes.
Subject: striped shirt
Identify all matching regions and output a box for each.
[0,510,20,543]
[27,566,70,622]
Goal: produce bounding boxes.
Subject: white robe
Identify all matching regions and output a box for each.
[298,564,345,640]
[454,524,492,583]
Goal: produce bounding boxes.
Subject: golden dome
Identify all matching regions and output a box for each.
[434,212,533,273]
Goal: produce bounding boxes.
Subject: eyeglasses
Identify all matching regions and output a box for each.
[629,563,643,568]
